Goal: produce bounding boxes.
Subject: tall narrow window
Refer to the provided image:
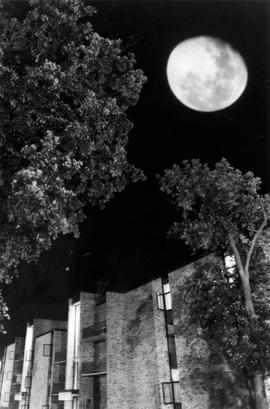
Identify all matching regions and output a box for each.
[168,335,178,369]
[157,284,172,311]
[25,376,31,388]
[73,362,79,390]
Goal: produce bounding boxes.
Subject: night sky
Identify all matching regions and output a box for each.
[1,0,270,352]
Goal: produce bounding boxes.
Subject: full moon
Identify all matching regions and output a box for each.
[166,36,248,112]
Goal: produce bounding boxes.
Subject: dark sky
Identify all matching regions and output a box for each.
[1,0,270,351]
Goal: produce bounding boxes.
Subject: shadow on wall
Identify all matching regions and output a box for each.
[125,296,154,354]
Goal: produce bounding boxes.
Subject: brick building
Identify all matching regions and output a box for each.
[58,256,251,409]
[58,281,180,409]
[0,256,264,409]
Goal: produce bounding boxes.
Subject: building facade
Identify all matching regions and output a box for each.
[9,337,25,409]
[0,256,264,409]
[12,319,67,409]
[29,326,67,409]
[59,281,180,409]
[168,256,250,409]
[0,342,15,408]
[0,337,25,409]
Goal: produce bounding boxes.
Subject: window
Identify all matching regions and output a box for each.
[168,335,178,369]
[25,350,32,361]
[42,406,49,409]
[4,392,9,402]
[16,373,22,383]
[9,351,14,360]
[6,371,12,380]
[162,382,181,404]
[73,361,79,389]
[157,291,172,311]
[25,375,31,388]
[43,344,52,357]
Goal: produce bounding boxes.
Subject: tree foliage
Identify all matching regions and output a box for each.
[184,253,270,377]
[159,158,270,408]
[159,158,269,253]
[0,0,146,285]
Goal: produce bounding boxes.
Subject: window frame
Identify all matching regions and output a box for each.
[24,375,31,388]
[162,381,181,405]
[43,344,52,357]
[156,291,172,311]
[6,371,12,380]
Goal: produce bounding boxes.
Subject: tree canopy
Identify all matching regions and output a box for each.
[0,0,146,286]
[159,158,269,254]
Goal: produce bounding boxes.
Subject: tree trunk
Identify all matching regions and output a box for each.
[228,232,269,408]
[241,272,256,318]
[240,275,269,409]
[253,373,268,409]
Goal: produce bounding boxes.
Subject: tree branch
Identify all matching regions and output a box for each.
[244,202,267,275]
[228,233,246,277]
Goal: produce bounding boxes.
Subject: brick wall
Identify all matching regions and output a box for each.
[169,257,250,409]
[107,278,173,409]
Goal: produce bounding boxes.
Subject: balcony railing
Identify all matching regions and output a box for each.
[54,351,66,363]
[82,321,106,340]
[81,359,106,374]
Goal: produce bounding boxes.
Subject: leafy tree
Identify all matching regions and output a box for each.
[0,0,146,287]
[159,158,270,409]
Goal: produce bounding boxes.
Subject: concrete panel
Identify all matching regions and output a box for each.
[29,332,52,409]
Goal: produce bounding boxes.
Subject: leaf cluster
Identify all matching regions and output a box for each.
[159,158,270,254]
[184,255,270,377]
[0,0,146,280]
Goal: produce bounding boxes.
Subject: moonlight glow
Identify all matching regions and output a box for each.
[166,36,248,112]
